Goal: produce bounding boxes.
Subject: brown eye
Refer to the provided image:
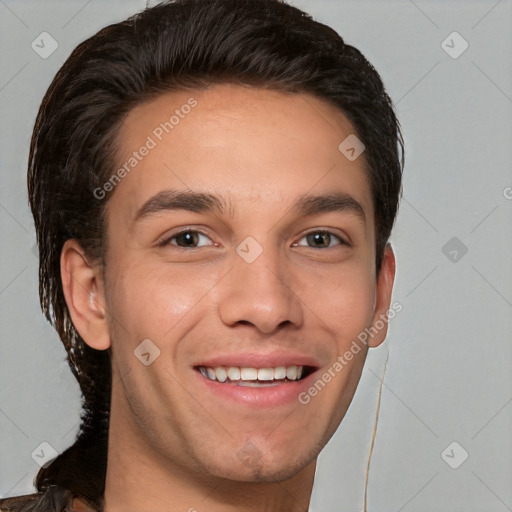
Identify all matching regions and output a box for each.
[160,230,213,248]
[175,231,200,247]
[296,231,346,249]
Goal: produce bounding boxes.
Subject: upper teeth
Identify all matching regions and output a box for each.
[199,365,304,382]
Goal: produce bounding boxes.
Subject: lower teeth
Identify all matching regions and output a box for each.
[235,380,283,387]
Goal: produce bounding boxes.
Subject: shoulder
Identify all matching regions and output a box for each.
[0,486,75,512]
[0,492,45,512]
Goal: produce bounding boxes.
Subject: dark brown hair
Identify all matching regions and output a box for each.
[27,0,403,509]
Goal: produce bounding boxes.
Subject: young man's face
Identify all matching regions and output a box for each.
[68,83,395,484]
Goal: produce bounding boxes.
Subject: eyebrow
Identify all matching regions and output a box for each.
[134,189,230,223]
[294,191,366,224]
[133,189,366,225]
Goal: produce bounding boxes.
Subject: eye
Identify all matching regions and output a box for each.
[159,229,214,248]
[294,230,347,249]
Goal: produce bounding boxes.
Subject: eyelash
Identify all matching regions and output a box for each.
[158,228,349,249]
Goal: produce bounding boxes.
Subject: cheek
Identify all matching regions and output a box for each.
[302,266,375,340]
[106,257,216,339]
[339,284,374,328]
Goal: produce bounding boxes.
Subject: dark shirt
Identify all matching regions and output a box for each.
[0,487,98,512]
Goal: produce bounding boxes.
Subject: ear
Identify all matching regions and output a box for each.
[367,243,396,348]
[60,239,111,351]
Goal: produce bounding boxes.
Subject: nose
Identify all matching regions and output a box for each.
[217,244,304,335]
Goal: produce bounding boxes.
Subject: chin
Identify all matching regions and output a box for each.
[201,441,321,484]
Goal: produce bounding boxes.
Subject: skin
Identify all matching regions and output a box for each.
[61,83,395,512]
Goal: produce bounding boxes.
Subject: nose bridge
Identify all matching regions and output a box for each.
[217,237,303,333]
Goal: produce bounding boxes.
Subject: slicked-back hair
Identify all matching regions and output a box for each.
[27,0,403,509]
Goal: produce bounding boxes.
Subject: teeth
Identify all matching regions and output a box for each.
[286,365,298,380]
[227,367,241,380]
[199,365,305,384]
[241,367,258,380]
[215,367,227,383]
[237,380,280,387]
[274,366,286,379]
[257,368,274,381]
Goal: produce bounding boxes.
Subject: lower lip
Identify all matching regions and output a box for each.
[194,369,317,408]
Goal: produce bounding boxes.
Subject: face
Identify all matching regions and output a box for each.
[69,83,395,484]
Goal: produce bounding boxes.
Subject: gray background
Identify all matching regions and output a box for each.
[1,1,511,511]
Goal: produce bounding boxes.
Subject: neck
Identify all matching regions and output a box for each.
[103,387,316,512]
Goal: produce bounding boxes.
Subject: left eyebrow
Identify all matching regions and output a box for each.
[292,192,366,225]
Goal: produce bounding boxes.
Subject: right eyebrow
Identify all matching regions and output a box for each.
[133,189,231,225]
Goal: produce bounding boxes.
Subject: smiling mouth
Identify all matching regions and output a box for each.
[195,365,316,387]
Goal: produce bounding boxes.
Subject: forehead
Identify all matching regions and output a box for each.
[107,83,373,229]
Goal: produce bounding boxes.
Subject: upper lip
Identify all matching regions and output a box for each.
[194,351,322,369]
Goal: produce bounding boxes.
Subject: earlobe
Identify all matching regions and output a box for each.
[60,239,111,351]
[367,244,396,348]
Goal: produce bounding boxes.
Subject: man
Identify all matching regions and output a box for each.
[0,0,403,510]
